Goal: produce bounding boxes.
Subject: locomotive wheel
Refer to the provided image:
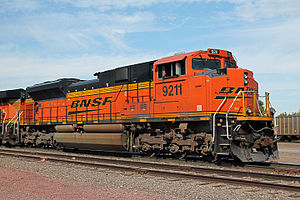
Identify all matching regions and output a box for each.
[173,152,187,160]
[203,154,217,163]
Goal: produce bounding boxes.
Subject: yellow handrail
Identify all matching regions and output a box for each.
[265,92,270,117]
[240,90,271,117]
[241,90,257,117]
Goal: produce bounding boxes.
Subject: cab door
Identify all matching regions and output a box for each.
[24,103,34,123]
[153,60,187,115]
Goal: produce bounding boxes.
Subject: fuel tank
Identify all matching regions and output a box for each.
[54,124,127,151]
[83,124,125,133]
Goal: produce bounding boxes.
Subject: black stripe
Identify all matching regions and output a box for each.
[68,109,104,115]
[215,96,252,99]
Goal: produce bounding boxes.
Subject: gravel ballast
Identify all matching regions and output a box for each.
[278,143,300,164]
[0,155,300,200]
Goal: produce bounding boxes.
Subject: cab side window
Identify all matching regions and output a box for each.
[178,61,186,75]
[158,65,163,79]
[157,60,186,79]
[192,58,220,70]
[225,61,237,68]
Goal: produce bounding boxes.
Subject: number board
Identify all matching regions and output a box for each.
[162,84,183,97]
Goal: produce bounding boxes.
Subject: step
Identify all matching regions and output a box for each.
[219,143,230,146]
[216,152,230,155]
[220,134,229,137]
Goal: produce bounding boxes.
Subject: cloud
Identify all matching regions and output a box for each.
[0,0,39,13]
[62,0,299,17]
[0,52,162,90]
[0,11,157,55]
[2,0,299,19]
[54,0,206,11]
[53,0,157,10]
[230,17,300,74]
[226,0,300,21]
[0,0,206,13]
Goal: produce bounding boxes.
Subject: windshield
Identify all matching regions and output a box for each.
[225,61,237,68]
[192,58,220,70]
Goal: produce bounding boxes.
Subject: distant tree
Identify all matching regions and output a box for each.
[290,110,300,116]
[277,112,287,117]
[277,110,300,117]
[258,100,265,115]
[258,100,276,116]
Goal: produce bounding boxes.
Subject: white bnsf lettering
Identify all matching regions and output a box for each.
[71,97,112,108]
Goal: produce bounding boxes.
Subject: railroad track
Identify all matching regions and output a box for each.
[43,147,300,174]
[245,162,300,175]
[269,162,300,174]
[0,147,300,192]
[64,148,300,176]
[60,148,300,172]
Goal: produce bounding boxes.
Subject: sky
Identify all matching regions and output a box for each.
[0,0,300,115]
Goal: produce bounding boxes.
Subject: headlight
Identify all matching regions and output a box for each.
[246,107,252,115]
[244,72,248,85]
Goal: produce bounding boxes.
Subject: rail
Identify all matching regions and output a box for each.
[225,90,272,140]
[16,94,154,125]
[213,97,227,141]
[226,91,242,140]
[256,97,263,116]
[265,92,271,117]
[5,110,18,133]
[274,114,278,139]
[12,111,23,142]
[1,110,6,136]
[19,104,123,124]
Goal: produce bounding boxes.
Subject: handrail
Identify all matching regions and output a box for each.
[225,90,270,140]
[265,92,271,117]
[17,111,23,143]
[256,97,263,116]
[13,111,23,136]
[274,116,278,139]
[226,91,242,140]
[212,97,227,141]
[13,113,18,136]
[5,110,18,133]
[1,110,7,136]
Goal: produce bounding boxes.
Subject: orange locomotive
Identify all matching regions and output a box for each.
[0,48,278,162]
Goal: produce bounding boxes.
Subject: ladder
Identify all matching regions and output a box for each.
[2,110,22,144]
[1,110,6,136]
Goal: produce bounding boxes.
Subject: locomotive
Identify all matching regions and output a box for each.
[0,48,278,162]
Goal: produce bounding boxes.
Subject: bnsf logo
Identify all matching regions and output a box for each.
[215,87,257,99]
[71,97,112,108]
[219,87,256,94]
